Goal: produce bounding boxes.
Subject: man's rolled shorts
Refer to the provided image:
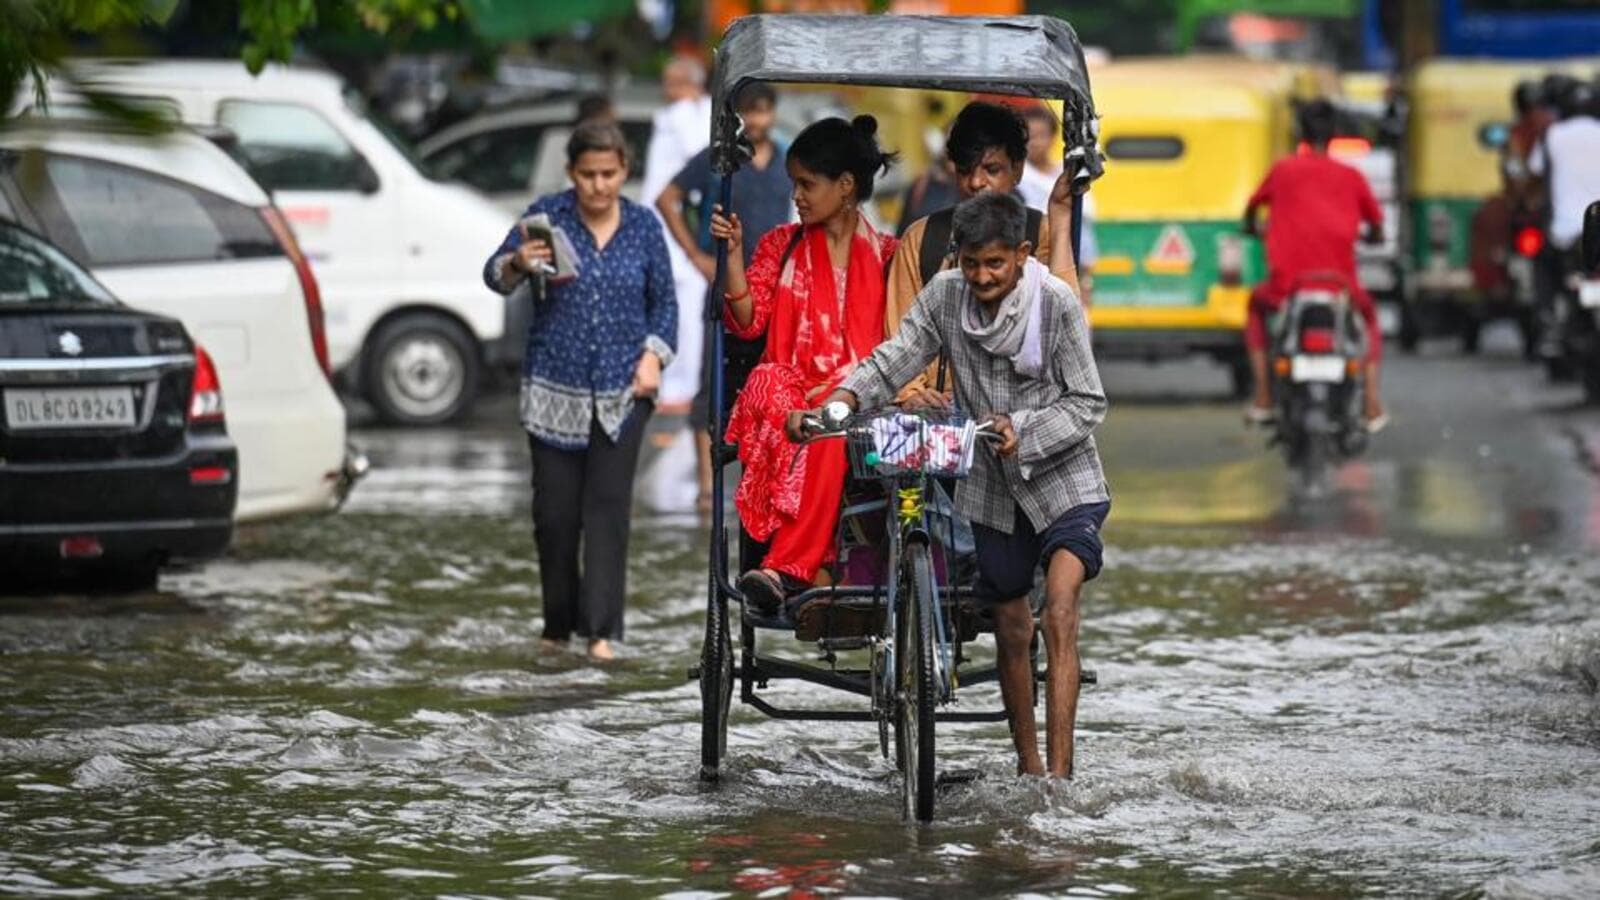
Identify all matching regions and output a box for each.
[972,500,1111,605]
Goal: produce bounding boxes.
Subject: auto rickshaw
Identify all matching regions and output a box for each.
[1081,55,1328,396]
[1405,57,1598,353]
[695,13,1099,823]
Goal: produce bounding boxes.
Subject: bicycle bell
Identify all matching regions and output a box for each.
[822,400,852,430]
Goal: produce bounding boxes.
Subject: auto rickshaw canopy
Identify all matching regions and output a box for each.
[709,14,1098,175]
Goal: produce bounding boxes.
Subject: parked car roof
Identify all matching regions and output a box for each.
[0,118,271,207]
[416,88,662,156]
[63,58,349,100]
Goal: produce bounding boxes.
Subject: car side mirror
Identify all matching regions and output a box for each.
[353,156,381,195]
[1583,200,1600,272]
[1477,122,1509,151]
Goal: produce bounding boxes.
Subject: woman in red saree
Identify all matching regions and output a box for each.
[709,116,898,614]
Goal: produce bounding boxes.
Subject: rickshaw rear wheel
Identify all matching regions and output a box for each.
[699,585,733,782]
[897,542,938,823]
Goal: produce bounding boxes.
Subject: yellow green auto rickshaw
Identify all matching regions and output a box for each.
[1083,56,1327,395]
[1405,57,1598,353]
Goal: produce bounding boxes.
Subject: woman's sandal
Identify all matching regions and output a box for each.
[737,568,787,616]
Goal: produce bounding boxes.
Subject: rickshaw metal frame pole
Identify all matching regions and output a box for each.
[707,174,737,608]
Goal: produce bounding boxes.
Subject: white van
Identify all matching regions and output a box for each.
[0,119,356,521]
[38,60,516,425]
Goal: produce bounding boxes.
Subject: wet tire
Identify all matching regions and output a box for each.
[88,560,159,593]
[1398,304,1421,354]
[1518,310,1541,362]
[1583,364,1600,407]
[1227,355,1252,400]
[363,312,480,426]
[699,585,733,782]
[897,542,937,823]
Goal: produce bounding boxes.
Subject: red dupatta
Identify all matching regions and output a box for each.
[724,216,897,542]
[760,217,893,392]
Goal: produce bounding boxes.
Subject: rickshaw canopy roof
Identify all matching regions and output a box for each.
[711,14,1096,172]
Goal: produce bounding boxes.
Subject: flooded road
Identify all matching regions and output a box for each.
[4,335,1599,897]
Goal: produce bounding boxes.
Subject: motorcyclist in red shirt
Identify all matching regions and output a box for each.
[1243,99,1387,431]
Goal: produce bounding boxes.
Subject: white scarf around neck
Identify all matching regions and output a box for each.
[962,256,1047,378]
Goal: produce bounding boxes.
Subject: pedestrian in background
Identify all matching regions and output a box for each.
[642,54,715,408]
[655,82,794,512]
[482,120,677,661]
[1019,104,1098,300]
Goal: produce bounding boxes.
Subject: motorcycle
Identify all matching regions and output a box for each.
[1506,216,1546,362]
[1562,240,1600,402]
[1268,272,1370,488]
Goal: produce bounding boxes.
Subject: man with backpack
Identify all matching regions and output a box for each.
[887,101,1082,407]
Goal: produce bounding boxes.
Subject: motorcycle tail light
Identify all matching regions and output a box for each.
[1328,136,1372,158]
[1300,328,1336,353]
[1514,226,1545,259]
[1274,356,1291,377]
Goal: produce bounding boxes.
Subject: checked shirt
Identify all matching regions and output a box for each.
[839,269,1110,535]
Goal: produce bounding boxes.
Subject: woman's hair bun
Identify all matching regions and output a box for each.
[850,114,879,139]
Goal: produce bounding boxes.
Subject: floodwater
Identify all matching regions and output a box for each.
[3,342,1599,897]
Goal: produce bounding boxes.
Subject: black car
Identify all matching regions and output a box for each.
[0,220,237,588]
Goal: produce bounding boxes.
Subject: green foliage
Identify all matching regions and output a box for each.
[1030,0,1183,55]
[1,0,458,123]
[240,0,459,74]
[1,0,180,128]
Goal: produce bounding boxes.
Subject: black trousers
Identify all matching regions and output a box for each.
[527,403,650,641]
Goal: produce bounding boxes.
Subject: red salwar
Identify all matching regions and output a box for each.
[723,218,897,583]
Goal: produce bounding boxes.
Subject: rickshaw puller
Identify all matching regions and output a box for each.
[793,192,1110,779]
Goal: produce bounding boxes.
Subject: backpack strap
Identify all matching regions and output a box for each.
[918,207,956,289]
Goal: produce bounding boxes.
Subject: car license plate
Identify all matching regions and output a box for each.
[1291,355,1345,383]
[3,387,137,430]
[1579,279,1600,309]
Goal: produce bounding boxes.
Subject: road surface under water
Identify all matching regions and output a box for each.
[3,338,1598,897]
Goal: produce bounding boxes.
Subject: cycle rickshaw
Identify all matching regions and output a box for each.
[692,13,1101,822]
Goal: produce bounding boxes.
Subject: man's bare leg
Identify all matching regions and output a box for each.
[1364,361,1385,422]
[1248,347,1272,415]
[1041,551,1087,779]
[696,431,714,512]
[992,597,1044,776]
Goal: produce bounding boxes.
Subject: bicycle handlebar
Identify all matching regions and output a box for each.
[797,412,1002,442]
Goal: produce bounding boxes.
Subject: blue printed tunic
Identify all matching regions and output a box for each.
[483,190,677,449]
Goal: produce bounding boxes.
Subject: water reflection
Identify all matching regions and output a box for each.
[5,357,1600,895]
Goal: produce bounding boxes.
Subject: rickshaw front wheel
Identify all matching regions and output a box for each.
[896,542,938,823]
[699,586,734,782]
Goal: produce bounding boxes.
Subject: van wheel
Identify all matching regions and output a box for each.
[1227,355,1252,400]
[363,312,479,426]
[1583,364,1600,406]
[1398,304,1421,353]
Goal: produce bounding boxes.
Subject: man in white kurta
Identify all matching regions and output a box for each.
[642,56,714,407]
